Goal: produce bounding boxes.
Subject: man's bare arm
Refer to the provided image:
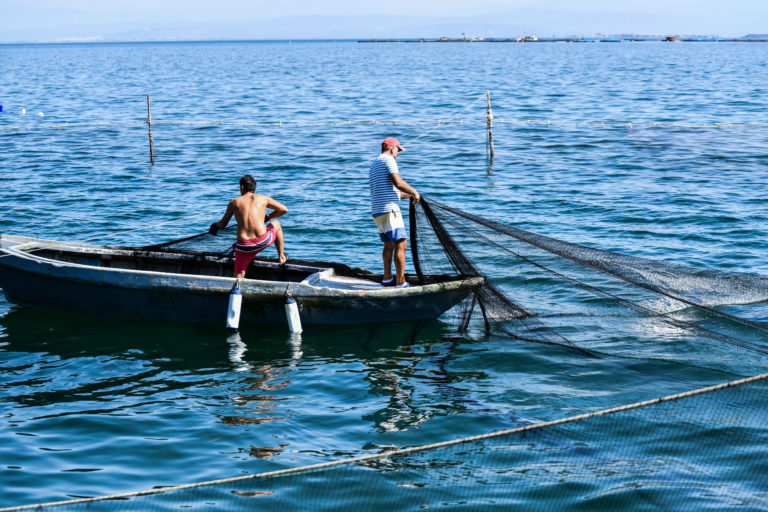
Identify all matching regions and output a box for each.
[210,200,235,235]
[390,174,421,203]
[265,196,288,222]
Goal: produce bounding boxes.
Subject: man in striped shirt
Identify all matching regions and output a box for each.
[369,137,420,288]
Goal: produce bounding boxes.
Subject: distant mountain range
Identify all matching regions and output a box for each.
[0,11,762,44]
[6,14,527,43]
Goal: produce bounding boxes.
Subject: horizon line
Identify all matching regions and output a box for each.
[3,34,767,45]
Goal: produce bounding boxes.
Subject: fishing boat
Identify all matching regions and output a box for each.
[0,234,483,326]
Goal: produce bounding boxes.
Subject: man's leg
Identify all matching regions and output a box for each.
[234,250,255,279]
[382,241,395,280]
[271,220,287,264]
[394,238,407,285]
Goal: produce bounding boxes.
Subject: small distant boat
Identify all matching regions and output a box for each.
[0,235,482,326]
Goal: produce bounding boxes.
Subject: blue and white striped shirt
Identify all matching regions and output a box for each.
[369,154,401,216]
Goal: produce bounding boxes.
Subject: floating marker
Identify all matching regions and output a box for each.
[21,108,26,116]
[226,282,242,331]
[0,105,3,113]
[38,111,44,118]
[284,295,302,333]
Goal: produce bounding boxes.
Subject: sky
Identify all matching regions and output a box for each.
[2,0,767,42]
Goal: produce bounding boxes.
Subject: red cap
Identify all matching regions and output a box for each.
[381,137,404,152]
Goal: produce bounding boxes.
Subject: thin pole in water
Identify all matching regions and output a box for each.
[486,90,495,163]
[146,94,156,165]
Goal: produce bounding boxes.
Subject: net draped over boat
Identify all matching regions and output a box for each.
[409,197,768,357]
[142,226,240,255]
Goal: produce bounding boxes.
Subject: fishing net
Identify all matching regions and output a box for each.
[137,197,768,358]
[137,226,393,282]
[6,199,768,512]
[408,197,768,359]
[5,373,767,511]
[142,226,240,255]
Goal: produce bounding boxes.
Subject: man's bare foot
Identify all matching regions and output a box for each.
[279,253,288,264]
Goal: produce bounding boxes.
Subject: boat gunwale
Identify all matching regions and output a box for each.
[0,234,484,298]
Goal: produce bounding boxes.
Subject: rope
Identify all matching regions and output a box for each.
[2,372,765,512]
[0,93,487,250]
[496,119,768,129]
[4,117,768,132]
[275,93,486,196]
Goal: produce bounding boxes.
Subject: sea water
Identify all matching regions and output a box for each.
[1,40,768,510]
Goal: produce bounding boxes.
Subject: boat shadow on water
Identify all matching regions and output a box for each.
[0,303,456,366]
[0,302,486,437]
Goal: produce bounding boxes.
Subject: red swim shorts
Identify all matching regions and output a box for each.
[233,223,278,275]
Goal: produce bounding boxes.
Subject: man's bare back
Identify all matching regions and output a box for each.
[218,192,288,241]
[229,193,275,241]
[210,174,289,272]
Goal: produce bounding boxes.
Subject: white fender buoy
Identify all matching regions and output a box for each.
[21,108,26,116]
[285,295,302,333]
[38,111,44,118]
[227,282,242,331]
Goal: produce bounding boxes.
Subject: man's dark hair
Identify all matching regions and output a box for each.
[240,174,257,193]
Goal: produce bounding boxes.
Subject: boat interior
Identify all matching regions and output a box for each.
[22,244,340,283]
[4,238,466,288]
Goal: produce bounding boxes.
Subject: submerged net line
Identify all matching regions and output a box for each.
[3,372,766,512]
[492,119,768,129]
[5,117,768,132]
[0,118,481,131]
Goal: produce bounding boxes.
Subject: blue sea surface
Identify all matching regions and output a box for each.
[1,41,768,510]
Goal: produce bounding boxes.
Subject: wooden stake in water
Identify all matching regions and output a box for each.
[146,94,156,165]
[486,90,495,162]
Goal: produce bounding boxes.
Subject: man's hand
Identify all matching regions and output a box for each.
[209,222,220,236]
[411,191,421,203]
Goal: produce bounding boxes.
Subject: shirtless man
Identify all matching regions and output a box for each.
[209,174,288,278]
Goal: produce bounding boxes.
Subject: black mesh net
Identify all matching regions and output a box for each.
[7,374,767,511]
[137,226,390,281]
[142,226,239,256]
[136,197,768,358]
[409,197,768,358]
[6,198,768,512]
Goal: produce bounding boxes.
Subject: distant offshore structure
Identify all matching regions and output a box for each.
[359,34,768,43]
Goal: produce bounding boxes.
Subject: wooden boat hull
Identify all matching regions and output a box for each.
[0,235,483,326]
